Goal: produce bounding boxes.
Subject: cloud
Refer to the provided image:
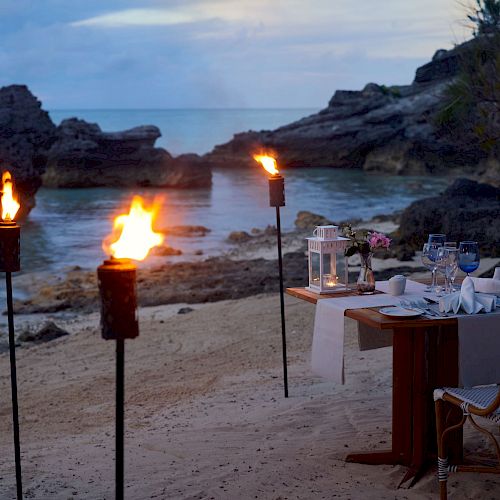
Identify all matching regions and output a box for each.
[71,8,196,27]
[1,0,473,108]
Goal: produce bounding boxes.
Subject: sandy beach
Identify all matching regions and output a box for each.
[1,290,499,499]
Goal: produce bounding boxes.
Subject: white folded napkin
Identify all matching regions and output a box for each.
[439,277,496,314]
[470,276,500,295]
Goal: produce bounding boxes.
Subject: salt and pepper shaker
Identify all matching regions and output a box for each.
[388,275,406,296]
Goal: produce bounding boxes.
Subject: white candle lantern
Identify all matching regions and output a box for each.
[306,225,350,294]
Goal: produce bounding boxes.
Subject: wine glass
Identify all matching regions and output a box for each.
[435,247,449,294]
[422,243,441,291]
[437,247,459,293]
[458,241,480,276]
[428,234,446,246]
[445,248,459,292]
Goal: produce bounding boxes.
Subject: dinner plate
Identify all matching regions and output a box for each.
[379,306,424,318]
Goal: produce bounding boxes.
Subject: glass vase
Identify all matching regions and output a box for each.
[357,252,375,294]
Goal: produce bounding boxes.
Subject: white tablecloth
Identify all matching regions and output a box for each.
[312,280,500,386]
[311,293,399,382]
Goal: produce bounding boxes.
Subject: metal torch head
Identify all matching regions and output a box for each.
[97,258,139,340]
[0,221,20,272]
[268,175,285,207]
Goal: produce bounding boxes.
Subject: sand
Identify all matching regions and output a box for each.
[1,294,499,499]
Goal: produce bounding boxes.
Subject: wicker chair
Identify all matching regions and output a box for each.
[434,384,500,500]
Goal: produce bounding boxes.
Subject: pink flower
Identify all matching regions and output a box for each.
[368,232,391,250]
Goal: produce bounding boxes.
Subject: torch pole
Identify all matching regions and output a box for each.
[275,206,288,398]
[116,338,125,500]
[6,271,23,499]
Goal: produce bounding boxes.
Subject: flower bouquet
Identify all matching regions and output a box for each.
[342,225,391,294]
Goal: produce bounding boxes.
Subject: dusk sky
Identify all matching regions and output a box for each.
[0,0,472,109]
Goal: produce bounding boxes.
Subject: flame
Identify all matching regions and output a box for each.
[253,154,279,175]
[103,196,164,261]
[1,171,20,221]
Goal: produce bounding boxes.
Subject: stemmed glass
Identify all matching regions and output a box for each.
[422,243,442,291]
[428,234,446,246]
[445,248,459,292]
[458,241,480,276]
[437,247,459,293]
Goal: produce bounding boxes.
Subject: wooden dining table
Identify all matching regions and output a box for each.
[286,286,465,486]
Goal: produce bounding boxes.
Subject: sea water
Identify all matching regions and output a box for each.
[18,109,450,274]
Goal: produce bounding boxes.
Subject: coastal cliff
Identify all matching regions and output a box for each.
[0,86,212,217]
[0,85,56,218]
[203,39,498,179]
[43,118,211,188]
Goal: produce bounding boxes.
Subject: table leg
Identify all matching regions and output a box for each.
[435,324,462,463]
[399,327,430,486]
[346,322,461,481]
[400,324,461,487]
[346,328,414,466]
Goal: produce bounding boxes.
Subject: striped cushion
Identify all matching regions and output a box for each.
[434,385,500,423]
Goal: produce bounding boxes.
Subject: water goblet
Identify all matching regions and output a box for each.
[435,247,449,295]
[458,241,480,276]
[445,248,459,292]
[428,234,446,246]
[422,243,441,291]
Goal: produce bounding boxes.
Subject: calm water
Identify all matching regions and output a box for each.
[16,109,450,274]
[21,168,449,273]
[48,108,318,155]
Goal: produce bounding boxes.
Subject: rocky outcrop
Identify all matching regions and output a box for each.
[394,178,500,257]
[43,118,212,188]
[203,39,490,175]
[0,85,56,218]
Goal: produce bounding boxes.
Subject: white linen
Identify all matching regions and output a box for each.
[376,279,429,297]
[312,279,500,386]
[470,277,500,295]
[439,277,496,314]
[494,267,500,281]
[458,311,500,386]
[312,294,399,382]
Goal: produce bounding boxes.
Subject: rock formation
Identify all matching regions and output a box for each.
[0,85,56,218]
[43,118,212,188]
[394,178,500,257]
[203,39,495,177]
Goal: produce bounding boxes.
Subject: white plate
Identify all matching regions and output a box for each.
[379,306,424,318]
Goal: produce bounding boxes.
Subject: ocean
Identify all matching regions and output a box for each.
[18,109,450,274]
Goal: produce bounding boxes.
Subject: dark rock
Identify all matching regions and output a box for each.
[177,307,194,314]
[0,85,57,217]
[13,252,311,313]
[150,245,183,256]
[263,225,277,235]
[18,321,69,344]
[395,178,500,257]
[43,118,212,188]
[194,249,204,255]
[159,225,211,237]
[294,211,333,230]
[202,39,489,176]
[228,231,252,243]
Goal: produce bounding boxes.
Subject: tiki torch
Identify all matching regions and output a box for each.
[0,171,23,499]
[98,196,163,500]
[254,155,288,398]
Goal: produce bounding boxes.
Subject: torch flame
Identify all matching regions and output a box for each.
[104,195,164,261]
[1,171,20,221]
[253,154,279,175]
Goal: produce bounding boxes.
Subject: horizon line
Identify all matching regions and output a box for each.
[48,106,321,111]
